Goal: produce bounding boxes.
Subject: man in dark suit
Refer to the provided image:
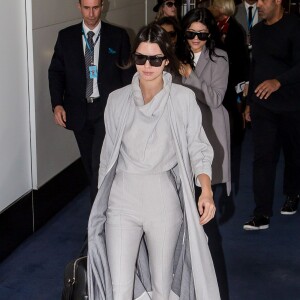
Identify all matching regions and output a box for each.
[235,0,262,50]
[49,0,133,203]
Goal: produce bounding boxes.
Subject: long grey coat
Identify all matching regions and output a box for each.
[87,73,220,300]
[182,47,231,194]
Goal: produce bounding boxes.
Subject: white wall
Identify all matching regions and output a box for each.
[0,1,32,212]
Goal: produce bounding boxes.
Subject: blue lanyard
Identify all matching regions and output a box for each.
[247,7,257,30]
[82,28,101,52]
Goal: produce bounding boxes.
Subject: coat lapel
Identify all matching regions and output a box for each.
[241,5,248,30]
[98,22,109,80]
[74,23,86,86]
[194,46,210,78]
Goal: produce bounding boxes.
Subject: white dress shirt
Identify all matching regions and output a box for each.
[82,21,101,98]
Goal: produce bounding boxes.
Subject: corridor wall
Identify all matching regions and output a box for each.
[0,2,32,213]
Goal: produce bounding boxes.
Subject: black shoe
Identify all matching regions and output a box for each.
[281,195,300,215]
[243,215,270,230]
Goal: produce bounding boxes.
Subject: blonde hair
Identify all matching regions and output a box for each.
[212,0,235,16]
[155,6,165,21]
[154,2,178,21]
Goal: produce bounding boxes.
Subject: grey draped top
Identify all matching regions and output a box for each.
[117,73,177,173]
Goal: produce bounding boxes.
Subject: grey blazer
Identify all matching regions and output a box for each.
[87,74,220,299]
[182,47,231,195]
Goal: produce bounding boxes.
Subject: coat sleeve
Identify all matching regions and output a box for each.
[48,31,66,110]
[185,90,214,183]
[183,54,229,109]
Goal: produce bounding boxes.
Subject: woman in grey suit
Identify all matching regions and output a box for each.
[179,8,231,195]
[88,23,220,299]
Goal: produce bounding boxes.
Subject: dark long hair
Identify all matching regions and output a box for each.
[130,22,180,75]
[180,8,225,68]
[155,16,182,55]
[155,16,182,35]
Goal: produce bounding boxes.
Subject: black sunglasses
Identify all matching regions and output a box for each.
[167,31,177,39]
[164,1,178,8]
[133,53,166,67]
[185,31,210,41]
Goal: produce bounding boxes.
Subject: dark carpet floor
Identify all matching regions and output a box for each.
[0,129,299,300]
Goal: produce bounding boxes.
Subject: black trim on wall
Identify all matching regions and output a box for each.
[0,159,88,262]
[33,159,88,230]
[0,192,33,261]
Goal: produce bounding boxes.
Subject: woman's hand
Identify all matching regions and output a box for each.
[179,63,192,78]
[242,82,249,98]
[196,174,216,225]
[198,191,216,225]
[243,105,251,126]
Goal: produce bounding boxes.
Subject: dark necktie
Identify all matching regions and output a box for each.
[85,31,95,98]
[248,6,253,29]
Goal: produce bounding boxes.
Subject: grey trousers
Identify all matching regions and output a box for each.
[105,171,183,300]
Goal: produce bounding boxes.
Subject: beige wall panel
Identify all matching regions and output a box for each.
[32,0,80,29]
[147,0,157,22]
[106,0,140,9]
[104,3,146,41]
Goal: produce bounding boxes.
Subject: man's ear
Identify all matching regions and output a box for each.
[77,2,81,11]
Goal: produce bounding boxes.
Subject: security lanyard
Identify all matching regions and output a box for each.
[82,28,101,53]
[247,7,257,30]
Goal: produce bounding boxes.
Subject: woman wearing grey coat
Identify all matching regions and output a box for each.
[87,24,220,299]
[179,8,231,195]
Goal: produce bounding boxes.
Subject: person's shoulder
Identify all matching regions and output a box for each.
[101,21,127,35]
[252,19,264,32]
[108,84,132,106]
[235,3,244,14]
[111,83,131,95]
[282,13,300,27]
[59,22,81,35]
[171,83,196,104]
[230,17,245,33]
[172,83,193,94]
[214,48,228,59]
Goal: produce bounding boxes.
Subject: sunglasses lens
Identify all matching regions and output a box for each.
[165,2,176,8]
[149,57,164,67]
[198,32,209,41]
[185,31,196,39]
[134,54,165,67]
[134,54,147,65]
[168,31,177,38]
[185,31,209,40]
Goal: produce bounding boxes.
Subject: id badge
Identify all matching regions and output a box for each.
[89,65,98,79]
